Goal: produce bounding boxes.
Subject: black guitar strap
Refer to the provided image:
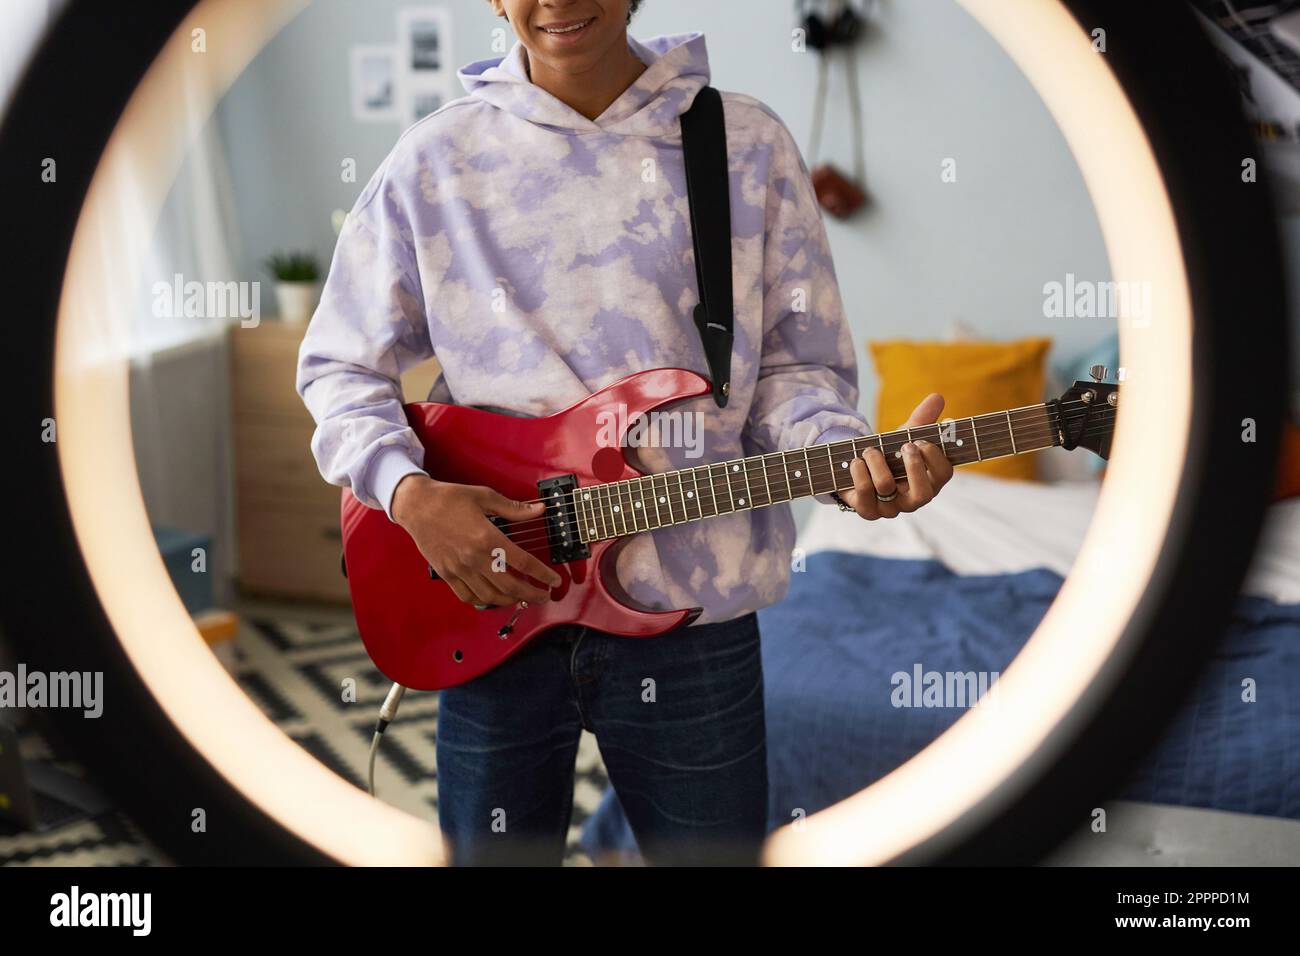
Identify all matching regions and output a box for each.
[680,86,734,409]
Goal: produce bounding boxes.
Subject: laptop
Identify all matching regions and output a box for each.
[0,721,110,833]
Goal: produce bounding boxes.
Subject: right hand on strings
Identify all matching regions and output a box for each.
[391,475,562,607]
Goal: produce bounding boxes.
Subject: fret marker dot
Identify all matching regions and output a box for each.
[738,498,746,505]
[732,464,740,472]
[613,505,621,512]
[687,491,695,498]
[659,496,666,503]
[583,493,590,500]
[956,439,964,446]
[794,470,801,478]
[840,461,848,468]
[590,527,596,535]
[634,501,642,508]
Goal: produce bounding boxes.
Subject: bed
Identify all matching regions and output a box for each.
[580,468,1300,863]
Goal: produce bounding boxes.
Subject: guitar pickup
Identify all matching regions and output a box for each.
[537,474,590,565]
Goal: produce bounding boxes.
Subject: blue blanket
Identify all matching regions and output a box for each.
[581,551,1300,859]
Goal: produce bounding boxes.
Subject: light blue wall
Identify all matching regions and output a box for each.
[199,0,1117,420]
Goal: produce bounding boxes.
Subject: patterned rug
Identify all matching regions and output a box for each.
[0,601,610,866]
[0,724,166,867]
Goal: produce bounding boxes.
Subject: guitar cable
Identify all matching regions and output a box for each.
[367,682,407,797]
[365,602,529,795]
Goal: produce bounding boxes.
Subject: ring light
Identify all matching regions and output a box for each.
[0,0,1286,865]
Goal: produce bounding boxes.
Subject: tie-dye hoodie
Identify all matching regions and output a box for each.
[297,32,871,624]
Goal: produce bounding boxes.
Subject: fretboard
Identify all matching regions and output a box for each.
[573,402,1067,542]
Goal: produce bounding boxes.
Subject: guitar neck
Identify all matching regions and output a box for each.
[574,401,1070,543]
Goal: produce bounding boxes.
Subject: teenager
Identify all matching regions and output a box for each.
[297,0,952,865]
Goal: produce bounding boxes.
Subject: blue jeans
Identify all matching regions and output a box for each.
[435,612,768,866]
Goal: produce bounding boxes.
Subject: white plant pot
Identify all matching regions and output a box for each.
[274,281,320,325]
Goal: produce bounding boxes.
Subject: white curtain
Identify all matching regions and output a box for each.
[131,55,245,605]
[135,85,245,356]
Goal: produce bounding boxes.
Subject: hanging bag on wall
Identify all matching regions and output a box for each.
[802,0,870,218]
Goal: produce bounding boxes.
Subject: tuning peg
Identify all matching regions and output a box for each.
[1088,364,1109,382]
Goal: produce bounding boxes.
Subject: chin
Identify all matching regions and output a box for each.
[528,45,606,74]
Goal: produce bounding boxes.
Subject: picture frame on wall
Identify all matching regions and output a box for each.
[350,45,400,122]
[397,7,455,127]
[398,7,453,77]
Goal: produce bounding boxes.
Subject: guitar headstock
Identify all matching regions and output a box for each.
[1053,364,1119,460]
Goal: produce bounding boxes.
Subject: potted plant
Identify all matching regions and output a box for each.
[264,251,321,325]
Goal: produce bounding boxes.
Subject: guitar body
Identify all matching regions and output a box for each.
[341,368,712,691]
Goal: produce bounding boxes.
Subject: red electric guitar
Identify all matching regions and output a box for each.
[340,366,1117,690]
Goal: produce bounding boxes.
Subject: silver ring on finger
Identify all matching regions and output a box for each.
[876,489,899,503]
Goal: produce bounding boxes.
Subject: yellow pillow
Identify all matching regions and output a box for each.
[868,337,1052,481]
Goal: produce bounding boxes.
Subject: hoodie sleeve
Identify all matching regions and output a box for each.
[745,121,873,503]
[295,171,436,520]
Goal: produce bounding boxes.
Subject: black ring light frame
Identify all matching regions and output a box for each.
[0,0,1288,866]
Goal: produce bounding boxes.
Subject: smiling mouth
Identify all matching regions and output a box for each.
[540,17,595,36]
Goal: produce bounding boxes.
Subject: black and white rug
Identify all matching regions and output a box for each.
[0,602,610,866]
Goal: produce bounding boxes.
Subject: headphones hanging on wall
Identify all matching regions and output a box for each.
[798,0,868,51]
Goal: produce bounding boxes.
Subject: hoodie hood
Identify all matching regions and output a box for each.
[458,32,710,137]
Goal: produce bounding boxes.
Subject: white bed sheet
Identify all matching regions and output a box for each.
[796,473,1300,605]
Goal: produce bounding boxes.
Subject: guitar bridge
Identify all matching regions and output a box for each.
[537,474,590,565]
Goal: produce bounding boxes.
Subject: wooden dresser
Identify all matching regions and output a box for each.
[229,321,440,603]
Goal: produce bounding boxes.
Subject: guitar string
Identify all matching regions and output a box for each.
[488,395,1107,535]
[552,414,1119,548]
[494,405,1118,551]
[502,424,1120,553]
[504,407,1119,549]
[532,406,1118,538]
[501,408,1112,546]
[481,394,1104,510]
[528,404,1114,522]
